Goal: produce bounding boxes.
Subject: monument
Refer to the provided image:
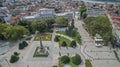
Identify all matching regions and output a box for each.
[33,33,49,57]
[37,36,47,55]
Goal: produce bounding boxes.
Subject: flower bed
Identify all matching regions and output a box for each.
[34,34,52,41]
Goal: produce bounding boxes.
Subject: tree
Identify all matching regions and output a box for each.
[22,41,28,47]
[115,10,119,15]
[19,41,28,49]
[18,20,29,26]
[2,25,29,41]
[84,16,113,44]
[0,23,8,33]
[31,21,47,33]
[19,43,24,49]
[14,52,19,56]
[56,17,68,26]
[82,12,87,19]
[10,55,19,63]
[61,56,70,64]
[70,41,77,48]
[66,26,75,37]
[72,54,82,65]
[54,35,59,42]
[0,23,8,40]
[0,34,6,40]
[80,5,87,16]
[61,41,67,47]
[71,19,74,28]
[46,19,55,28]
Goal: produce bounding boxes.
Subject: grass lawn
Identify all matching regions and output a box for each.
[59,57,79,67]
[34,34,52,41]
[59,36,71,47]
[56,31,66,35]
[85,59,92,67]
[57,31,81,45]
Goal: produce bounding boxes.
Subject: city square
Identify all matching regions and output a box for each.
[0,0,120,67]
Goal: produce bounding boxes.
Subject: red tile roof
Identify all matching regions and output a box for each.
[112,16,120,19]
[112,20,120,23]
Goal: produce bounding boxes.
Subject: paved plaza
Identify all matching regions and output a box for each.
[0,33,85,67]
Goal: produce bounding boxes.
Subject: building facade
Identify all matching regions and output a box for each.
[23,8,73,22]
[0,7,12,23]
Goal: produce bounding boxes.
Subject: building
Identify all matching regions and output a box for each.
[107,5,120,40]
[23,8,73,22]
[56,12,73,21]
[23,15,37,21]
[36,8,56,20]
[0,7,12,23]
[23,8,55,21]
[87,7,105,17]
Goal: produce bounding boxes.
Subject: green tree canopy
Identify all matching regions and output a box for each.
[82,12,87,19]
[61,41,67,47]
[56,17,68,26]
[2,25,29,41]
[70,40,77,48]
[61,56,70,64]
[0,23,8,33]
[84,16,114,44]
[80,5,87,16]
[45,19,55,28]
[18,20,30,26]
[31,20,47,33]
[54,35,59,42]
[72,54,82,65]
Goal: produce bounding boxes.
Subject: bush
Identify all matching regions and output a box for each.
[19,41,28,49]
[61,41,67,47]
[54,35,59,42]
[19,43,24,49]
[61,56,70,64]
[70,40,77,48]
[22,41,28,47]
[72,54,82,65]
[14,52,19,56]
[10,55,19,63]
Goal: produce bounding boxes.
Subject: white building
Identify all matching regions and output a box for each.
[23,8,73,22]
[87,7,105,17]
[36,8,56,20]
[23,15,37,21]
[0,7,12,23]
[56,12,73,21]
